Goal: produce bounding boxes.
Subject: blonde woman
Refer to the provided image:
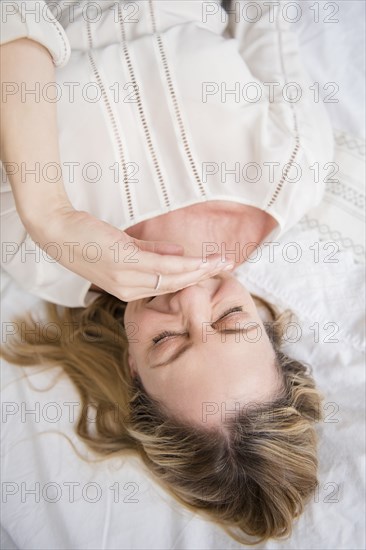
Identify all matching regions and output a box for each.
[0,0,333,545]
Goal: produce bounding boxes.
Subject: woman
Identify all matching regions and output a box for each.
[0,0,332,545]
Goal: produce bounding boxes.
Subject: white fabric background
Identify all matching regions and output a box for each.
[1,1,365,548]
[294,0,365,140]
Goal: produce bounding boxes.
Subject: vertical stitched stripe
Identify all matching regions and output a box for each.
[117,3,170,209]
[86,13,135,222]
[266,4,300,209]
[148,0,207,198]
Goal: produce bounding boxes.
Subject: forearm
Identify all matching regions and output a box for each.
[0,38,73,229]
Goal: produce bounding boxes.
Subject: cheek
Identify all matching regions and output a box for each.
[124,305,146,341]
[126,337,146,377]
[127,349,137,376]
[123,311,151,362]
[123,302,135,326]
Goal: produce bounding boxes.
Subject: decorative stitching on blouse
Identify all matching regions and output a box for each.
[266,5,300,209]
[17,2,69,67]
[47,14,69,66]
[86,15,135,222]
[148,0,207,199]
[117,2,170,209]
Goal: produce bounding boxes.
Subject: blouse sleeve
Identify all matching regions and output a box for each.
[0,0,70,67]
[0,185,100,308]
[224,0,335,238]
[0,0,96,308]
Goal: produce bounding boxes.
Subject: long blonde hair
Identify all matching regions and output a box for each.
[1,293,324,545]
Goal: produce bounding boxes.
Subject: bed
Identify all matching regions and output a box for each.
[1,1,365,548]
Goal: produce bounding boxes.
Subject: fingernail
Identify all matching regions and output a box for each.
[223,263,235,271]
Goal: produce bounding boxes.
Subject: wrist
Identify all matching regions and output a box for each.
[22,201,75,238]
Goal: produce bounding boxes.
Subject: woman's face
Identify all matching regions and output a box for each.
[124,273,281,426]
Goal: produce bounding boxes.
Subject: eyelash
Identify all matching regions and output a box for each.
[152,306,244,345]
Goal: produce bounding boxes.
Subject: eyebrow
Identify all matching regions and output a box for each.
[149,325,259,369]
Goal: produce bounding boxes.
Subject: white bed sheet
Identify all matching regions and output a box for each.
[294,0,365,140]
[1,2,365,549]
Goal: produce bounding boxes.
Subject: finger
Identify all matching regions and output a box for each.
[151,263,235,294]
[120,263,235,299]
[138,240,185,256]
[130,249,230,274]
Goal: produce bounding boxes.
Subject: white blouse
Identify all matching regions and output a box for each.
[0,0,334,307]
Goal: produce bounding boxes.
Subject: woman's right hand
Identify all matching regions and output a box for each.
[1,40,234,303]
[26,206,233,302]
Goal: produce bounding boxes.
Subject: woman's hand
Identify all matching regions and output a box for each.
[27,207,233,302]
[1,40,233,303]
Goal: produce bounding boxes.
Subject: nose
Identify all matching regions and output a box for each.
[171,280,209,305]
[168,278,218,331]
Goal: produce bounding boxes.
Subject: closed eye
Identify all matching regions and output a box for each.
[152,306,244,345]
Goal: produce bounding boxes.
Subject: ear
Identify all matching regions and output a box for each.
[127,353,137,377]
